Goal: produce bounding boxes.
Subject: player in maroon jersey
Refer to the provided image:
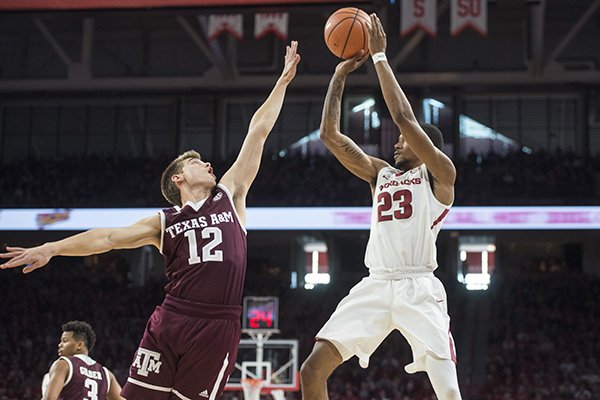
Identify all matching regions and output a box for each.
[1,41,300,400]
[42,321,123,400]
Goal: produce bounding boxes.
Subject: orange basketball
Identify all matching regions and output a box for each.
[324,7,370,60]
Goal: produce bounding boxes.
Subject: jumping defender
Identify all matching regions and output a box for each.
[2,42,300,400]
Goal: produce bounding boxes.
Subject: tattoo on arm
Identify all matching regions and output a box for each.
[341,142,363,161]
[324,75,345,129]
[324,74,364,162]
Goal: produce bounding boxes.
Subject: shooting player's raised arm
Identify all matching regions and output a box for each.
[367,14,455,190]
[320,52,388,188]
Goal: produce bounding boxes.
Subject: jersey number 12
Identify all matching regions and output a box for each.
[184,227,224,264]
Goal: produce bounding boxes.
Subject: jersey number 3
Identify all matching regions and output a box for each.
[184,227,224,265]
[377,189,413,221]
[84,378,98,400]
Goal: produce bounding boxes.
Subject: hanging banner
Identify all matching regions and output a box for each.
[254,13,288,40]
[401,0,437,37]
[207,14,243,41]
[451,0,487,36]
[0,0,357,10]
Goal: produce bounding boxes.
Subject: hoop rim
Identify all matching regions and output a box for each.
[225,372,301,394]
[241,378,266,385]
[241,377,267,397]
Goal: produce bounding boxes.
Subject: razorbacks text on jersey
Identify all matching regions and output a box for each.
[53,354,110,400]
[159,184,247,305]
[365,164,450,275]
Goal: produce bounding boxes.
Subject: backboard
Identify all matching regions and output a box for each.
[224,339,299,394]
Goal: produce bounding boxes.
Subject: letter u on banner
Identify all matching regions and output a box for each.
[450,0,487,36]
[401,0,437,37]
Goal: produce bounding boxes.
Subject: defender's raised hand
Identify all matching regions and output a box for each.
[335,50,368,77]
[279,40,301,84]
[368,14,387,55]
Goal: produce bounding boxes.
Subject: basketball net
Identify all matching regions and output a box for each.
[271,389,286,400]
[241,378,266,400]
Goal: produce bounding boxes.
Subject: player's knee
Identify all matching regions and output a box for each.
[300,356,321,382]
[300,353,334,383]
[301,340,342,385]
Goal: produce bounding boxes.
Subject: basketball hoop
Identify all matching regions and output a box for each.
[271,389,286,400]
[241,378,266,400]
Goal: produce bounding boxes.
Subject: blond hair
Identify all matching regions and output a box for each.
[160,150,201,206]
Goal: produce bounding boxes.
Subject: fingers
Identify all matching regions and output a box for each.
[286,41,298,59]
[352,53,367,69]
[1,254,28,269]
[2,255,46,272]
[0,250,25,258]
[23,260,45,274]
[369,14,377,35]
[376,16,385,38]
[6,246,25,251]
[368,14,385,37]
[1,252,25,263]
[2,247,26,256]
[353,50,367,63]
[1,247,26,267]
[1,259,24,269]
[357,54,368,67]
[1,247,32,269]
[0,245,46,272]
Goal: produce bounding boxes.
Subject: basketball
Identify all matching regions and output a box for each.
[324,7,370,60]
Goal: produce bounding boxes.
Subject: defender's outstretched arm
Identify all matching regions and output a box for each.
[221,41,301,201]
[0,215,160,273]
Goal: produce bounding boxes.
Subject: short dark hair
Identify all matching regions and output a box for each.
[62,321,97,352]
[160,150,201,207]
[421,123,444,151]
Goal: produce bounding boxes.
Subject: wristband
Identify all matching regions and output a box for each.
[372,52,387,64]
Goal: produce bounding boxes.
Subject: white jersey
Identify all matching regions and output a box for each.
[365,164,450,276]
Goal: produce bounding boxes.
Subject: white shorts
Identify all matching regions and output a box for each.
[316,274,456,373]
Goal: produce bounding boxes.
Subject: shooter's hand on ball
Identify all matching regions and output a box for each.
[368,14,387,55]
[335,50,368,77]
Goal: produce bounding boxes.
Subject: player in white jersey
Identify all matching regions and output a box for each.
[300,14,461,400]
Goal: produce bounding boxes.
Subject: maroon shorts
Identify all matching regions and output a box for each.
[121,295,241,400]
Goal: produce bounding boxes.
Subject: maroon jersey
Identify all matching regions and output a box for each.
[159,184,247,305]
[57,355,110,400]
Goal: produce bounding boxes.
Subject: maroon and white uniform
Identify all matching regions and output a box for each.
[50,355,110,400]
[122,184,246,400]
